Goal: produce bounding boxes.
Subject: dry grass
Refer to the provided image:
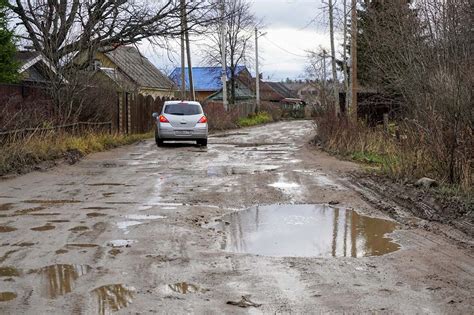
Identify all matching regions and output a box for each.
[316,113,472,197]
[0,131,152,176]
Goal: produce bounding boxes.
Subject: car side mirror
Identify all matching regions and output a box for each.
[152,112,159,119]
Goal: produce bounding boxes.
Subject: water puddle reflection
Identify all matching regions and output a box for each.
[215,204,400,257]
[116,221,143,234]
[93,284,135,315]
[166,282,201,294]
[107,239,135,247]
[0,226,17,233]
[0,266,20,277]
[0,203,13,211]
[37,264,91,299]
[31,224,56,231]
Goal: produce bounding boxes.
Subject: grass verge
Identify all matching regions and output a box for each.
[315,114,472,201]
[0,131,153,176]
[237,112,272,127]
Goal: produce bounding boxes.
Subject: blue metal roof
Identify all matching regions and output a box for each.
[169,66,247,91]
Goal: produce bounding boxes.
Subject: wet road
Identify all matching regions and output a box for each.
[0,120,473,314]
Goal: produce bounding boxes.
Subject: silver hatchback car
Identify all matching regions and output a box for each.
[152,101,208,147]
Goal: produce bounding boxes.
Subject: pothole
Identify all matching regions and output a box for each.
[0,292,17,302]
[207,165,280,177]
[36,264,91,299]
[212,204,400,258]
[93,284,135,314]
[0,226,17,233]
[31,224,56,231]
[166,282,203,294]
[106,239,135,248]
[0,266,20,277]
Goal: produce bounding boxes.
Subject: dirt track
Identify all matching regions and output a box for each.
[0,120,472,314]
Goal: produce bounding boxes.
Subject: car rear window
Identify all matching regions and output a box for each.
[164,104,202,115]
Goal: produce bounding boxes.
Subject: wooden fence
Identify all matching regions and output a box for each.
[117,93,172,134]
[1,83,257,138]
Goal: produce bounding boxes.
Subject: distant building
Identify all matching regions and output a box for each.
[75,46,176,99]
[170,66,254,101]
[15,51,67,84]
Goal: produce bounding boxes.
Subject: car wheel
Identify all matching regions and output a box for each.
[197,139,207,146]
[156,136,164,147]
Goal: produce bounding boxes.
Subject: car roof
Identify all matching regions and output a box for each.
[164,100,202,106]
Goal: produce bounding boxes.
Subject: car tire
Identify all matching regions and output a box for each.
[197,139,207,147]
[155,135,164,147]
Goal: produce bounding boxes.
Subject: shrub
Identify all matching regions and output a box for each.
[237,112,272,127]
[316,111,472,194]
[202,102,238,131]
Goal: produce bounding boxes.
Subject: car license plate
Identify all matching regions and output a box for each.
[175,130,192,135]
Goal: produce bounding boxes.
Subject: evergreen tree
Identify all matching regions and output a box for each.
[0,0,19,83]
[346,0,414,88]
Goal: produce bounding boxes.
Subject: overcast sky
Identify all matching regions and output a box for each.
[141,0,333,82]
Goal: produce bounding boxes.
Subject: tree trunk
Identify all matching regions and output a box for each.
[329,0,340,116]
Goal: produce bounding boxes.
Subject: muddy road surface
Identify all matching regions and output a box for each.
[0,120,472,314]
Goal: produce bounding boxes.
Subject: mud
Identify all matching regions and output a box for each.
[0,121,472,314]
[349,172,474,241]
[214,204,400,257]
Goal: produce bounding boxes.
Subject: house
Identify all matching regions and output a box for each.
[265,82,298,99]
[170,66,255,101]
[283,82,321,105]
[15,51,67,84]
[75,46,175,99]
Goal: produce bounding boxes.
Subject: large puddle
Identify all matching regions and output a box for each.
[215,204,400,258]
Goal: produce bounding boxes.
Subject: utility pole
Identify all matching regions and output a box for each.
[343,0,350,114]
[183,0,195,101]
[220,0,228,111]
[320,50,328,108]
[328,0,340,116]
[255,27,260,113]
[350,0,358,120]
[180,0,186,99]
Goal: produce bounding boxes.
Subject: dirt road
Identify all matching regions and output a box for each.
[0,120,472,314]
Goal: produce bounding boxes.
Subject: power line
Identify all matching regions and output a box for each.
[261,36,308,58]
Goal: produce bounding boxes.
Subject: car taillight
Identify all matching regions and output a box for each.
[159,115,169,123]
[198,116,208,123]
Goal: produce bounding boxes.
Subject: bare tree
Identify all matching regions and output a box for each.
[200,0,257,105]
[356,0,472,187]
[7,0,216,65]
[5,0,219,125]
[306,48,332,111]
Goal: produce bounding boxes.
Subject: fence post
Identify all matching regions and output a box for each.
[383,113,389,133]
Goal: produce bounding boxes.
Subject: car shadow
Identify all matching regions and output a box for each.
[158,142,205,149]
